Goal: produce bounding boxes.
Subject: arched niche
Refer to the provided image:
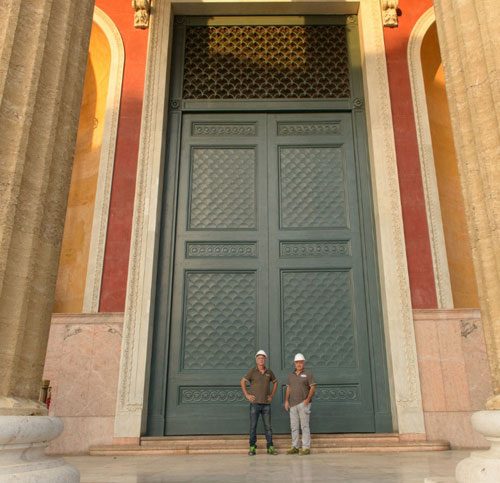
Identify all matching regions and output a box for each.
[408,8,478,309]
[54,7,124,313]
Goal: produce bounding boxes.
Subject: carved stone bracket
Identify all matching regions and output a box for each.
[382,0,399,28]
[132,0,151,29]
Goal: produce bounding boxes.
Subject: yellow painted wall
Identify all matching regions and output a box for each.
[421,23,479,308]
[54,23,111,313]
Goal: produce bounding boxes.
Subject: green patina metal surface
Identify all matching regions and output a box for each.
[147,16,392,436]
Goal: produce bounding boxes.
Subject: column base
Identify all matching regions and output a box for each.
[0,396,48,416]
[455,411,500,483]
[0,416,79,482]
[426,410,500,483]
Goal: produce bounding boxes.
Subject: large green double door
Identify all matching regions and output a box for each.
[163,111,380,434]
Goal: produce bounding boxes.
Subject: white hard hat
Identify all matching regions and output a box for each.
[294,353,306,362]
[255,350,267,358]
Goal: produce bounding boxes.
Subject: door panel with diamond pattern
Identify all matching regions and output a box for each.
[268,113,375,432]
[164,112,377,434]
[165,113,269,434]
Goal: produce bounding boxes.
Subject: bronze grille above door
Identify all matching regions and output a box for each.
[182,24,351,99]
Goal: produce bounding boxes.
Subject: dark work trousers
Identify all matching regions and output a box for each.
[249,403,273,448]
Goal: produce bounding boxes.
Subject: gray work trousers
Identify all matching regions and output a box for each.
[290,401,311,449]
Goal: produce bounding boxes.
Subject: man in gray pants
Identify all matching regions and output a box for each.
[284,353,317,455]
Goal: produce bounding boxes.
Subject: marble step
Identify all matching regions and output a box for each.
[140,434,400,449]
[142,433,399,444]
[90,434,450,456]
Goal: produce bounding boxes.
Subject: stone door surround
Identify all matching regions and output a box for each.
[114,0,425,441]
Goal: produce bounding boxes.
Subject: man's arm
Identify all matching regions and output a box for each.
[284,385,291,411]
[240,378,256,402]
[303,384,316,406]
[267,380,278,402]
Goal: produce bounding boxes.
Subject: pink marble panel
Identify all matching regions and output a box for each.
[436,319,471,411]
[86,324,122,416]
[460,318,493,410]
[46,416,115,455]
[414,319,446,411]
[50,323,95,416]
[43,324,65,382]
[43,314,123,418]
[424,412,489,449]
[414,309,492,449]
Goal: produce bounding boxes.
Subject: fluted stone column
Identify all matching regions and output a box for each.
[433,0,499,401]
[431,0,500,481]
[0,0,95,480]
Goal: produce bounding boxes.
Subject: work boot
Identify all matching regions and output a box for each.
[286,446,299,454]
[248,445,256,456]
[267,445,278,455]
[299,448,310,456]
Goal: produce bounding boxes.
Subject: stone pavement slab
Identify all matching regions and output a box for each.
[67,450,467,482]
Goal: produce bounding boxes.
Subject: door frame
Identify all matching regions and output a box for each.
[147,15,391,436]
[114,1,426,441]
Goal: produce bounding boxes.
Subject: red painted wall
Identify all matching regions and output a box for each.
[383,0,438,308]
[97,1,148,312]
[97,1,438,311]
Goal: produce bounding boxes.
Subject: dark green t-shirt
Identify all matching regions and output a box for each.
[287,370,316,407]
[243,367,277,404]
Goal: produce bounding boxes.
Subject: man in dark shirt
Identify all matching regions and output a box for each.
[240,350,278,455]
[284,353,317,455]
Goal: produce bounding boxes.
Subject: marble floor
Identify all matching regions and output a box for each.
[67,450,467,482]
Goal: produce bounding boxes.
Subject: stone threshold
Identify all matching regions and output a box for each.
[90,434,450,455]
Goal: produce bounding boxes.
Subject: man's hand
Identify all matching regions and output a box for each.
[266,395,273,403]
[246,394,256,402]
[284,400,290,411]
[303,399,310,406]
